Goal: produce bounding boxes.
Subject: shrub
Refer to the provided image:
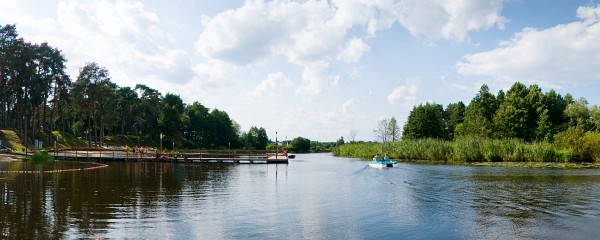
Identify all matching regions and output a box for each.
[29,151,54,162]
[582,132,600,162]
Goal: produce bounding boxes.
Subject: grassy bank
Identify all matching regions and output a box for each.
[0,130,25,151]
[332,138,588,163]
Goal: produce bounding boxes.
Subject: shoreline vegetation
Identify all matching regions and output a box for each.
[332,138,600,166]
[333,81,600,167]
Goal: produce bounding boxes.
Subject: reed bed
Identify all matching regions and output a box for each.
[332,138,579,163]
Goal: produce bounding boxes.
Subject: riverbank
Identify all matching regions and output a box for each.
[391,159,600,168]
[332,138,598,164]
[0,153,22,161]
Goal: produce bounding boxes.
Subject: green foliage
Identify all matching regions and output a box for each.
[443,102,465,139]
[402,102,446,140]
[565,98,591,130]
[333,138,573,163]
[439,82,574,142]
[581,132,600,162]
[52,131,86,147]
[29,151,53,162]
[310,141,335,153]
[457,102,491,138]
[336,136,345,147]
[290,137,311,153]
[241,126,268,150]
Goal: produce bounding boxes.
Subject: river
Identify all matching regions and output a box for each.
[1,153,600,239]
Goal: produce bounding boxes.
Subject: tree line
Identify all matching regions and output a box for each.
[400,82,600,161]
[1,24,273,150]
[334,82,600,162]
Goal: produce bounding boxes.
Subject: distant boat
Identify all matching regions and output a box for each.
[369,157,397,168]
[288,154,295,159]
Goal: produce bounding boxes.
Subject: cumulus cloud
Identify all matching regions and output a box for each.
[387,83,418,106]
[393,0,505,41]
[195,0,506,99]
[337,37,371,62]
[53,0,193,85]
[456,4,600,84]
[295,61,340,99]
[191,60,238,88]
[248,72,294,98]
[0,1,58,39]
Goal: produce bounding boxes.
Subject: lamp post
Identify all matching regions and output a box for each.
[183,131,188,158]
[24,62,30,159]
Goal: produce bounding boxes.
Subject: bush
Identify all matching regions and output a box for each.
[582,132,600,162]
[29,151,54,162]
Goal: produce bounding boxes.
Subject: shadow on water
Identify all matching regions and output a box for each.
[0,161,236,239]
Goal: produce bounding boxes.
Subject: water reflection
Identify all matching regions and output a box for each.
[0,162,235,239]
[2,156,600,239]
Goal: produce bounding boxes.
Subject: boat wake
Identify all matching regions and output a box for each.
[349,165,369,176]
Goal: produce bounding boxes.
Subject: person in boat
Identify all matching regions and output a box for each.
[373,154,382,162]
[384,154,391,163]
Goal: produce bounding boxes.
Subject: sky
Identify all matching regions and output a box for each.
[2,0,600,142]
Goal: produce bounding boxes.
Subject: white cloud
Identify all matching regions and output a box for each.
[393,0,506,41]
[192,60,237,88]
[387,83,418,106]
[0,1,57,38]
[342,98,360,114]
[53,0,193,86]
[248,72,294,98]
[457,4,600,84]
[295,61,340,99]
[195,0,506,99]
[337,37,371,62]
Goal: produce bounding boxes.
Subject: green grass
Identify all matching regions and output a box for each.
[51,131,87,147]
[0,129,25,151]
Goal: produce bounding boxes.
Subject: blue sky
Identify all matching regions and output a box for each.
[2,0,599,141]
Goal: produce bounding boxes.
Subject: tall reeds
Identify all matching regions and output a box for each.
[333,138,578,163]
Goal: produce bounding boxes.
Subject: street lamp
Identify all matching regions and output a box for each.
[24,62,30,159]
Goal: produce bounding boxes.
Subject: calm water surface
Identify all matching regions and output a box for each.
[1,153,600,239]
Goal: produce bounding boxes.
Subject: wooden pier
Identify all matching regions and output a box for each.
[49,149,289,164]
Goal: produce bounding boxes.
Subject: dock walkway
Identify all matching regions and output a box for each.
[49,149,289,164]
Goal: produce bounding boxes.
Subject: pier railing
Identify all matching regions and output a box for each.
[51,148,288,163]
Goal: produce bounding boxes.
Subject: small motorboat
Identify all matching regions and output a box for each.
[369,156,397,168]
